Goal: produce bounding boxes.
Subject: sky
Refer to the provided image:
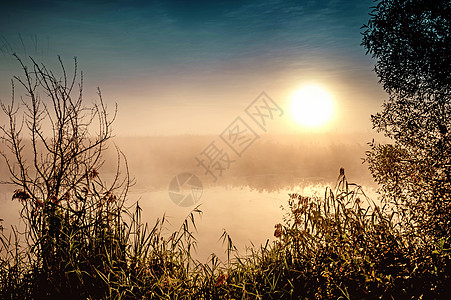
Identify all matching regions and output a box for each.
[0,0,387,136]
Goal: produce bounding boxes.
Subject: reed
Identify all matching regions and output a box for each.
[1,169,450,299]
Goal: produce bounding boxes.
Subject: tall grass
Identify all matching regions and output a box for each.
[1,169,450,299]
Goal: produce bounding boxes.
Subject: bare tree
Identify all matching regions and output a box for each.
[0,54,130,295]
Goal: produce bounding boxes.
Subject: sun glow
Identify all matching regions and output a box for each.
[291,85,333,128]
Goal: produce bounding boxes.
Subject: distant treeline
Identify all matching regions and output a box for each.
[106,134,379,192]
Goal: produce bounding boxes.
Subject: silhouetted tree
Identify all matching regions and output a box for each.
[0,55,131,298]
[362,0,451,238]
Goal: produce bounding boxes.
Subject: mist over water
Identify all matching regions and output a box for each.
[0,133,380,262]
[111,133,378,190]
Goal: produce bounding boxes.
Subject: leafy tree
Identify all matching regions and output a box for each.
[362,0,451,238]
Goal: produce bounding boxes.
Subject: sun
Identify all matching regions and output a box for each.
[291,85,333,128]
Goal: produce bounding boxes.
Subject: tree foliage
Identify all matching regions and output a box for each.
[362,0,451,237]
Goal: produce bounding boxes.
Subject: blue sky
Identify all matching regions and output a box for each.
[0,0,386,135]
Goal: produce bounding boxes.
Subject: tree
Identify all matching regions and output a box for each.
[361,0,451,238]
[0,54,131,297]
